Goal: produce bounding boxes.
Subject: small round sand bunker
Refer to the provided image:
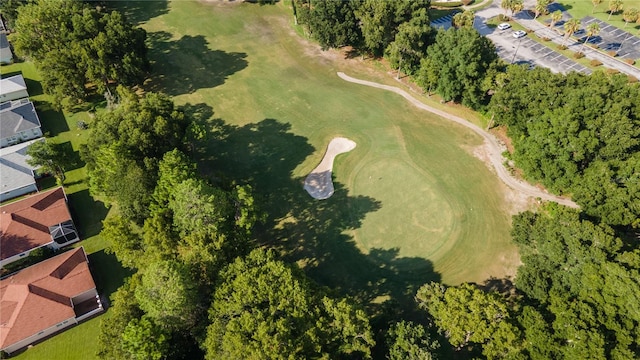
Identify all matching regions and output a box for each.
[304,137,356,200]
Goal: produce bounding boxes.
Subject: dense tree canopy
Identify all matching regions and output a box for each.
[386,320,439,360]
[204,248,375,359]
[489,67,640,226]
[306,0,361,50]
[418,27,498,108]
[14,0,147,107]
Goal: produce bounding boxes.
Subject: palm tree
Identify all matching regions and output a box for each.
[622,8,639,27]
[592,0,603,14]
[608,0,623,20]
[452,10,475,29]
[550,10,562,27]
[501,0,513,16]
[562,18,581,47]
[512,0,525,16]
[580,22,600,53]
[535,0,551,20]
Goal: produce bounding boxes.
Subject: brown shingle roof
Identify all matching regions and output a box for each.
[0,247,96,350]
[0,187,72,261]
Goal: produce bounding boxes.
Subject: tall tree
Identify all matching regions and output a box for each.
[421,27,498,109]
[534,0,551,19]
[386,321,440,360]
[592,0,603,13]
[307,0,362,50]
[204,249,375,359]
[550,10,563,27]
[13,0,147,107]
[452,10,476,29]
[608,0,624,20]
[26,139,67,183]
[384,9,434,77]
[622,7,639,27]
[580,22,600,53]
[562,18,581,47]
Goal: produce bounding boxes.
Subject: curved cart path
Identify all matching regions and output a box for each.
[337,72,579,208]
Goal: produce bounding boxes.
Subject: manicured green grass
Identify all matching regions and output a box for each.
[559,0,640,30]
[134,0,517,292]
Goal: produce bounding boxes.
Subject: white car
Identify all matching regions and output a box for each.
[497,23,511,30]
[513,30,527,39]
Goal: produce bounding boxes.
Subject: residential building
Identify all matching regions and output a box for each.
[0,75,28,103]
[0,247,103,355]
[0,187,80,267]
[0,99,43,148]
[0,33,11,64]
[0,139,41,202]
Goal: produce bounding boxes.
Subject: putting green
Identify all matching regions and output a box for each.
[135,1,518,286]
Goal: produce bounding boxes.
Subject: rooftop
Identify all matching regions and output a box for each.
[0,100,41,139]
[0,187,72,261]
[0,139,41,195]
[0,75,27,97]
[0,247,96,350]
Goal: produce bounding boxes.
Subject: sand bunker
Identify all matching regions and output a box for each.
[304,137,356,200]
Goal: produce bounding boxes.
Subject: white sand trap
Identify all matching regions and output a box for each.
[304,137,356,200]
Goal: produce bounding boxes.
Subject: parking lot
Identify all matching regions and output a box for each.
[581,16,640,60]
[490,28,591,75]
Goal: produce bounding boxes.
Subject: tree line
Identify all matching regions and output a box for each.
[10,0,148,109]
[296,1,640,358]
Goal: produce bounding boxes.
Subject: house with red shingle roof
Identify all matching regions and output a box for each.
[1,187,80,267]
[0,247,103,355]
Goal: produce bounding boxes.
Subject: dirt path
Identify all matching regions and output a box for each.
[337,72,579,209]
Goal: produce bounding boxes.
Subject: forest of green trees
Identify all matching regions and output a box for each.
[5,0,639,358]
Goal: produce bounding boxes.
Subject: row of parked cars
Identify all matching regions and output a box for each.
[498,22,527,38]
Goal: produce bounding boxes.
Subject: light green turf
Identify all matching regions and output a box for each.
[559,0,640,33]
[135,0,518,289]
[8,1,519,358]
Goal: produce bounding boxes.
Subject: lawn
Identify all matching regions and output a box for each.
[558,0,640,31]
[6,1,520,357]
[132,0,518,296]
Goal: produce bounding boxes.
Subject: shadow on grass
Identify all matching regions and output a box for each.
[35,100,69,136]
[111,0,169,26]
[198,116,441,330]
[145,31,248,96]
[57,141,85,171]
[88,250,133,297]
[67,189,109,239]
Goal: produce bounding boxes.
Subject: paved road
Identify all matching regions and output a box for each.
[337,72,580,208]
[473,0,640,79]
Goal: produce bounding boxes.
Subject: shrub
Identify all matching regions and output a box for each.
[461,0,474,5]
[557,45,568,50]
[590,59,602,66]
[607,50,617,57]
[573,52,585,59]
[497,14,510,22]
[432,1,463,7]
[606,68,620,75]
[628,75,639,83]
[623,58,635,65]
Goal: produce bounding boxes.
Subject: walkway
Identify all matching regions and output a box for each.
[337,72,579,208]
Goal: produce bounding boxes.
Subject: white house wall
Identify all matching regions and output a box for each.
[0,183,37,203]
[1,317,77,355]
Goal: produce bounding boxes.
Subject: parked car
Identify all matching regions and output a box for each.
[513,30,527,39]
[498,23,511,30]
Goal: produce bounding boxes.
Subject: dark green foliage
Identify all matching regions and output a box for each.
[26,139,68,183]
[204,248,375,359]
[419,27,498,108]
[511,207,640,358]
[306,0,362,50]
[0,0,28,30]
[386,321,439,360]
[356,0,431,56]
[13,0,148,107]
[489,68,640,226]
[81,87,188,222]
[384,9,434,76]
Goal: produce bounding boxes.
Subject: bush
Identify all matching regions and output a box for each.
[432,1,463,7]
[573,52,585,59]
[557,44,568,50]
[461,0,474,5]
[590,59,602,66]
[542,37,551,41]
[607,50,617,57]
[623,58,635,65]
[497,14,510,22]
[628,75,639,83]
[606,68,620,75]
